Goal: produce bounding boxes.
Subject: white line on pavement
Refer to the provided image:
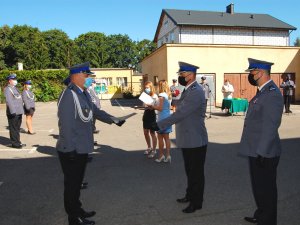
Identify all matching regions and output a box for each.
[0,129,54,133]
[0,147,37,152]
[28,147,37,154]
[114,99,125,111]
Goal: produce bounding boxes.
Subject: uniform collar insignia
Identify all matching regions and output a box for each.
[269,85,276,91]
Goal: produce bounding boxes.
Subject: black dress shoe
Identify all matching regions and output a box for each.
[244,216,258,223]
[176,196,190,203]
[288,110,292,113]
[93,130,100,134]
[182,203,202,213]
[80,210,96,218]
[11,143,26,149]
[69,217,95,225]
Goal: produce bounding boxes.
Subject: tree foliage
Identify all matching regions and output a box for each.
[74,32,109,68]
[42,29,74,68]
[4,25,49,69]
[0,25,155,70]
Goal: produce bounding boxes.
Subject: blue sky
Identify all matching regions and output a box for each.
[1,0,299,45]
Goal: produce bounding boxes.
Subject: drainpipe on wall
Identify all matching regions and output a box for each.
[289,30,294,46]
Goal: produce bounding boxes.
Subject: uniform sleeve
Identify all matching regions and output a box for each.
[158,89,204,129]
[4,87,16,114]
[257,92,283,157]
[57,90,76,152]
[93,106,114,124]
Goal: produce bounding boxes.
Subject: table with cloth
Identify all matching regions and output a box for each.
[221,98,249,115]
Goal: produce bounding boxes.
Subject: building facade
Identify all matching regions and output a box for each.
[141,44,300,106]
[91,68,143,99]
[141,5,299,105]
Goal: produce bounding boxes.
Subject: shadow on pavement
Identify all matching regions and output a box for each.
[0,138,299,225]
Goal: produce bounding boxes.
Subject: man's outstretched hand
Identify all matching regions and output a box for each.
[115,120,126,127]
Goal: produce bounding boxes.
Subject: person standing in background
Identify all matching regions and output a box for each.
[4,74,26,148]
[86,79,101,135]
[148,80,172,163]
[142,81,158,158]
[280,74,296,113]
[22,80,36,135]
[221,79,234,99]
[199,76,210,112]
[170,79,179,112]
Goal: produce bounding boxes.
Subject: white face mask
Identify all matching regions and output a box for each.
[27,85,32,89]
[12,80,18,86]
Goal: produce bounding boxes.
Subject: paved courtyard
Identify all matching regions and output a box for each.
[0,100,299,225]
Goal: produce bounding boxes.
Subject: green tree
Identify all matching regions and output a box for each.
[135,39,155,67]
[4,25,49,69]
[294,38,300,47]
[42,29,74,68]
[74,32,109,68]
[0,25,11,69]
[106,34,136,68]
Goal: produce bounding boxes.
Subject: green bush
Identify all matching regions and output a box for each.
[0,69,68,103]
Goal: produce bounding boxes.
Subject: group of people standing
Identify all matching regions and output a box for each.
[142,80,172,163]
[2,57,293,225]
[142,58,286,225]
[4,74,36,148]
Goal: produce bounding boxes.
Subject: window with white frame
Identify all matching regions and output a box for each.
[99,77,112,86]
[117,77,128,87]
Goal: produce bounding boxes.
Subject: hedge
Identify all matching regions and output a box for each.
[0,69,68,103]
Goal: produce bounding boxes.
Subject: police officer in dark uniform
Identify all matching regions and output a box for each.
[280,74,296,113]
[57,62,125,225]
[240,58,284,225]
[4,74,26,148]
[152,62,208,213]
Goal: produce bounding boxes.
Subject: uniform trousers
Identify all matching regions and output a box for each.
[249,156,280,225]
[283,95,292,112]
[182,145,207,207]
[7,114,22,146]
[58,151,88,219]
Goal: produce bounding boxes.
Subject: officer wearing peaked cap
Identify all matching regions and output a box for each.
[22,80,36,134]
[4,74,26,148]
[56,62,126,225]
[240,58,283,225]
[152,61,208,213]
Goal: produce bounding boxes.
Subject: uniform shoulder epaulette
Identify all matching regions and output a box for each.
[269,85,276,91]
[191,84,197,90]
